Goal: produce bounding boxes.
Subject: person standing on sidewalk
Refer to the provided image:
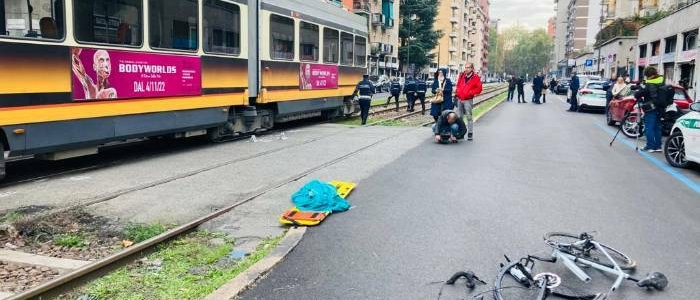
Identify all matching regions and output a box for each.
[568,72,580,111]
[430,68,453,122]
[516,76,526,103]
[532,72,544,104]
[507,75,516,102]
[634,66,664,152]
[352,74,375,125]
[416,77,428,114]
[455,62,483,141]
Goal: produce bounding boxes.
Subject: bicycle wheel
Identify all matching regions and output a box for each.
[544,232,637,270]
[494,260,600,300]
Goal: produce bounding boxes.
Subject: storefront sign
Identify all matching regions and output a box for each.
[71,48,201,100]
[638,57,647,66]
[299,63,338,90]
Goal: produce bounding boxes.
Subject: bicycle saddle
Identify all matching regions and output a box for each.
[445,271,486,289]
[637,272,668,290]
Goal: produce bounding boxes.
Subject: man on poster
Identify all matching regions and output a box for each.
[71,48,118,99]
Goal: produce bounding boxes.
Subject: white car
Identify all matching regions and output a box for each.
[664,102,700,168]
[575,80,607,112]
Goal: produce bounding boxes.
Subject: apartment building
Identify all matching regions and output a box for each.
[431,0,489,78]
[554,0,571,77]
[565,0,602,58]
[636,1,699,100]
[350,0,400,76]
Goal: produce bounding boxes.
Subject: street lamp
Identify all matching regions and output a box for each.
[406,14,418,76]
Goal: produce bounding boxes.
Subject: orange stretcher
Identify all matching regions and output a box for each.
[279,180,356,226]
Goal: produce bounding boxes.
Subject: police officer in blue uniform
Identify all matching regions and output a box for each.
[353,74,375,125]
[415,77,427,115]
[403,75,417,112]
[386,78,402,112]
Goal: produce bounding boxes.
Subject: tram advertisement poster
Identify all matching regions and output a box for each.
[299,63,338,90]
[71,48,201,100]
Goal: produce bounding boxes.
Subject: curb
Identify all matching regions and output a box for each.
[473,92,507,122]
[203,226,307,300]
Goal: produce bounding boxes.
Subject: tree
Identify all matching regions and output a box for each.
[398,0,442,75]
[500,27,553,77]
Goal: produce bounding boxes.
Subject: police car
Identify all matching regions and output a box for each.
[664,102,700,168]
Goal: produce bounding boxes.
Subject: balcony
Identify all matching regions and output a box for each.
[449,31,458,38]
[449,46,457,52]
[450,16,459,23]
[353,1,370,15]
[378,61,386,68]
[371,13,384,26]
[451,1,459,9]
[448,61,458,66]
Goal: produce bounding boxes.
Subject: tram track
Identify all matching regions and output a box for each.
[4,125,419,300]
[0,119,331,190]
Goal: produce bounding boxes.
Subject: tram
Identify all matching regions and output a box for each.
[0,0,368,180]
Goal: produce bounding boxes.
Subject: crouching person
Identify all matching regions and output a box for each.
[432,110,467,144]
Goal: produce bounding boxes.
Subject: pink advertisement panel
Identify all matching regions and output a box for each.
[299,63,338,90]
[71,48,201,100]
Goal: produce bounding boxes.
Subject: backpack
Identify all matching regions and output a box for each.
[647,83,675,109]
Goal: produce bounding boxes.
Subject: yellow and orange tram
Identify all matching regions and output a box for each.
[0,0,368,180]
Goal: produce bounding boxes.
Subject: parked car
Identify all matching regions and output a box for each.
[607,85,693,126]
[554,80,570,95]
[574,80,607,112]
[664,102,700,168]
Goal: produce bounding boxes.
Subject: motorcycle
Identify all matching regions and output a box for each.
[620,101,686,138]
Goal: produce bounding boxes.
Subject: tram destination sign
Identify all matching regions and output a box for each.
[71,48,201,100]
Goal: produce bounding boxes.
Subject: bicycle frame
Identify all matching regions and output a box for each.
[550,239,632,295]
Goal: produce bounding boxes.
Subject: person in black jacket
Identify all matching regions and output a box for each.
[432,110,467,144]
[352,74,375,125]
[532,72,544,104]
[507,75,516,102]
[386,78,401,112]
[516,76,526,103]
[403,75,417,112]
[416,77,427,114]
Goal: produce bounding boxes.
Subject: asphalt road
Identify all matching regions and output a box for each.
[239,87,700,299]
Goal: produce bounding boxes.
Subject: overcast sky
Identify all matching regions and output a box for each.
[489,0,555,31]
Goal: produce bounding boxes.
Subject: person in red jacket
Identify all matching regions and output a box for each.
[455,63,483,140]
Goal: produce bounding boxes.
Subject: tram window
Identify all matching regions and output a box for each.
[74,0,141,45]
[2,0,64,40]
[354,36,366,67]
[323,28,338,63]
[299,21,318,62]
[340,32,353,65]
[204,0,240,55]
[270,14,294,60]
[149,0,198,51]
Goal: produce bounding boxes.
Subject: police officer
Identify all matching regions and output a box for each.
[415,77,427,115]
[403,75,417,112]
[353,74,375,125]
[387,78,401,112]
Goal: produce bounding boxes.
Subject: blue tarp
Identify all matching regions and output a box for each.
[291,179,350,213]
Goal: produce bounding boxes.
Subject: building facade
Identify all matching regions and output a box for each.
[431,0,489,78]
[594,36,638,78]
[554,0,571,77]
[350,0,400,76]
[636,1,699,100]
